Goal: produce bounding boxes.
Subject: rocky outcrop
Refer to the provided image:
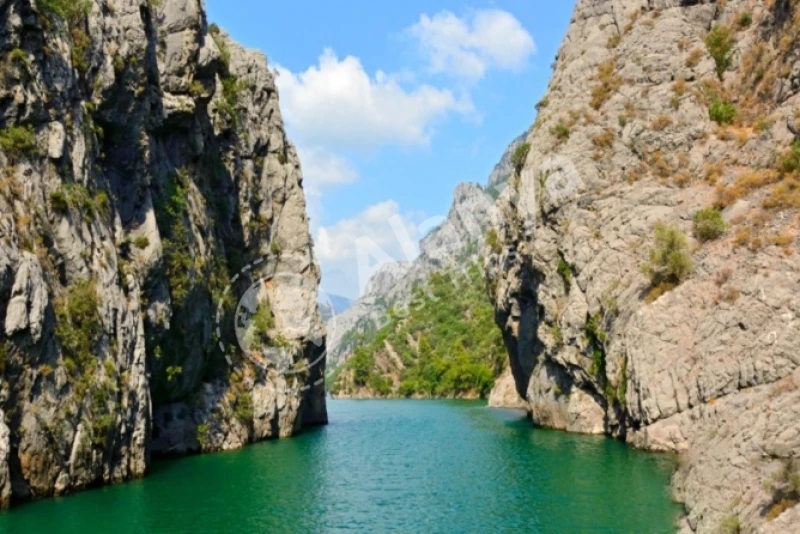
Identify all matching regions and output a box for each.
[487,132,527,188]
[486,1,800,533]
[487,366,526,409]
[0,0,325,507]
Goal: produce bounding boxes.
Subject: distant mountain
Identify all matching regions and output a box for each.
[329,294,354,314]
[325,135,528,398]
[318,294,354,322]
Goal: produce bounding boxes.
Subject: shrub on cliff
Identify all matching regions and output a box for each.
[705,25,735,80]
[779,140,800,175]
[234,392,254,424]
[486,228,502,254]
[709,97,737,125]
[737,12,753,29]
[511,142,530,175]
[39,0,91,20]
[0,125,37,158]
[641,224,693,287]
[55,279,102,377]
[590,60,622,109]
[551,122,571,142]
[557,255,573,292]
[693,208,727,242]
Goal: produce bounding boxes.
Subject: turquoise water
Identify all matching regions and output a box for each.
[0,400,680,533]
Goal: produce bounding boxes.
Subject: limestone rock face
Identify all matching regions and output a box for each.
[0,0,325,507]
[486,366,526,409]
[486,1,800,532]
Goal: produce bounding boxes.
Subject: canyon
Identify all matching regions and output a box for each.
[0,1,799,533]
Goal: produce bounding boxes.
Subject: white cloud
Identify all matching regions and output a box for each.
[315,201,423,297]
[316,201,420,264]
[275,49,474,150]
[298,146,358,188]
[408,9,536,80]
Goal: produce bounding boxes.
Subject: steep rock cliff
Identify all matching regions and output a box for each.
[487,1,800,532]
[0,0,325,507]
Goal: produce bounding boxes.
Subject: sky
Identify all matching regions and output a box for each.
[205,0,576,300]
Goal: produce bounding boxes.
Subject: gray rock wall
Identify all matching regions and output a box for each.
[0,0,325,507]
[487,1,800,532]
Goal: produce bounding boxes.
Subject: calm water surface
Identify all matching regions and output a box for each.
[0,400,680,533]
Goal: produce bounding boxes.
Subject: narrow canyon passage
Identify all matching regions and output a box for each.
[0,401,679,534]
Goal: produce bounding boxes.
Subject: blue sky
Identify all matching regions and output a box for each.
[205,0,575,299]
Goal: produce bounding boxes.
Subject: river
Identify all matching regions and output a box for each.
[0,400,680,533]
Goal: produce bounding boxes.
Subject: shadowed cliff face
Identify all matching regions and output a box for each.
[0,0,325,507]
[486,0,800,532]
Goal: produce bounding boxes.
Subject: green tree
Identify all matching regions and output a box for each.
[705,26,736,80]
[641,224,693,285]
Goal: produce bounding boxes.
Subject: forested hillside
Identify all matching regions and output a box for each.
[330,264,505,398]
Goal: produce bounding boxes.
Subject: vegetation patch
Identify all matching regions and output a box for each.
[591,129,615,151]
[718,515,741,534]
[584,312,609,379]
[764,459,800,521]
[651,115,673,131]
[9,48,29,68]
[486,228,502,254]
[242,298,288,350]
[551,122,571,142]
[557,254,573,293]
[716,169,780,208]
[219,77,245,130]
[779,140,800,175]
[55,279,102,382]
[331,265,504,399]
[641,224,693,296]
[510,142,531,175]
[590,60,622,110]
[88,379,117,448]
[209,24,231,73]
[709,96,737,125]
[234,391,254,424]
[155,169,196,308]
[0,125,37,158]
[166,365,182,382]
[693,208,726,242]
[50,184,109,220]
[39,0,91,20]
[196,423,209,446]
[737,12,753,30]
[705,25,736,80]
